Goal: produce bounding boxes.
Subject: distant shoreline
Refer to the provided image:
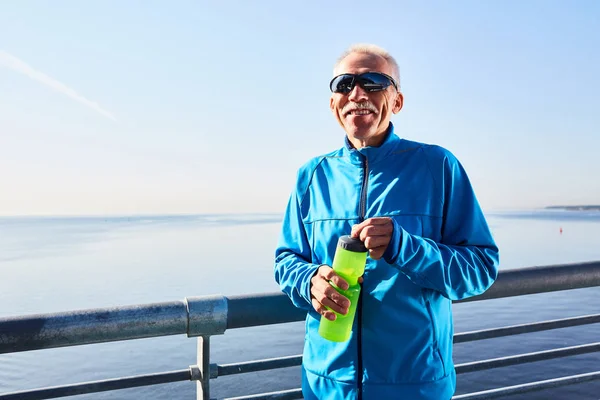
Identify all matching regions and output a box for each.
[545,205,600,211]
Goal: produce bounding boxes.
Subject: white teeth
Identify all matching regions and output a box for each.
[351,110,372,115]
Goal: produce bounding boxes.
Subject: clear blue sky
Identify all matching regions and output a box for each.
[1,1,598,215]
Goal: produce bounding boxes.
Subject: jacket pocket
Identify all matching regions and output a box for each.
[425,299,447,376]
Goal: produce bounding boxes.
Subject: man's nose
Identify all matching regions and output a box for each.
[347,83,368,102]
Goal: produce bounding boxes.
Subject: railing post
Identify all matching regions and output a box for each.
[197,335,210,400]
[185,295,226,400]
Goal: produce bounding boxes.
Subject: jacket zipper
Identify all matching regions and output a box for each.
[359,157,369,223]
[357,155,368,400]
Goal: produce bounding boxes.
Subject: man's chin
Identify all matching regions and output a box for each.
[345,126,376,141]
[343,122,391,147]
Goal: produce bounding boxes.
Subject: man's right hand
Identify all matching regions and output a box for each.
[310,265,351,321]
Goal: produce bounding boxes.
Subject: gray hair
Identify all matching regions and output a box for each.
[333,43,401,88]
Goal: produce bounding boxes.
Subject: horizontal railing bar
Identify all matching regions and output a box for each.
[230,371,600,400]
[211,314,600,378]
[454,313,600,343]
[223,388,303,400]
[451,370,600,399]
[0,301,189,354]
[1,261,599,355]
[226,261,600,327]
[0,296,228,355]
[7,339,595,400]
[456,260,600,303]
[210,341,600,380]
[226,294,306,330]
[0,369,191,400]
[455,342,600,374]
[218,355,302,377]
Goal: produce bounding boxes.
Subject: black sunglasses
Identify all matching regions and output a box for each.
[329,72,399,94]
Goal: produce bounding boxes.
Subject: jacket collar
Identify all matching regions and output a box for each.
[343,122,401,165]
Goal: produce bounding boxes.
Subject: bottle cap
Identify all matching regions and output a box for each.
[338,235,367,253]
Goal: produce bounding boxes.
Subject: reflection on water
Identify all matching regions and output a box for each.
[0,211,599,399]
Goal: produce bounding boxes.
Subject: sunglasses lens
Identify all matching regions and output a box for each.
[358,73,393,92]
[330,73,396,94]
[330,74,355,93]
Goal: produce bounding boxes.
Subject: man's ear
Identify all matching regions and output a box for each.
[393,92,404,114]
[330,96,335,112]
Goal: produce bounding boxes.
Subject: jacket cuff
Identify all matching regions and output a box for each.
[302,264,321,305]
[383,218,403,265]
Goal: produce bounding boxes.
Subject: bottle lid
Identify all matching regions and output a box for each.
[338,235,368,253]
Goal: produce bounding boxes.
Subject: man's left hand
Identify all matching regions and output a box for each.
[351,217,394,260]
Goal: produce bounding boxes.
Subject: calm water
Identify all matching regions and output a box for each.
[0,210,599,399]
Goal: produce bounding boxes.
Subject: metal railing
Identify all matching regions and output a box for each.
[1,261,600,400]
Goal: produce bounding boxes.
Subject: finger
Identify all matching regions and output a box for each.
[367,217,393,225]
[329,275,349,291]
[316,265,335,280]
[311,276,351,308]
[312,288,350,315]
[355,217,391,233]
[350,223,364,238]
[368,245,387,260]
[317,265,349,290]
[364,235,391,250]
[361,223,393,237]
[351,218,378,237]
[311,297,336,321]
[321,286,351,311]
[323,293,350,315]
[358,223,392,242]
[360,230,390,244]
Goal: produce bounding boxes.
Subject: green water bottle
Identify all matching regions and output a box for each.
[318,235,368,342]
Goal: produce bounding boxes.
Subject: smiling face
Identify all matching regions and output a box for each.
[330,52,403,148]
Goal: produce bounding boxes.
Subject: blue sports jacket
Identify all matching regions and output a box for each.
[275,124,499,400]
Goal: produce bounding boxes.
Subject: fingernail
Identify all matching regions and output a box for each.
[327,314,336,321]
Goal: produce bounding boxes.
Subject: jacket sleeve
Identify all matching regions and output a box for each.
[383,150,499,301]
[274,186,320,311]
